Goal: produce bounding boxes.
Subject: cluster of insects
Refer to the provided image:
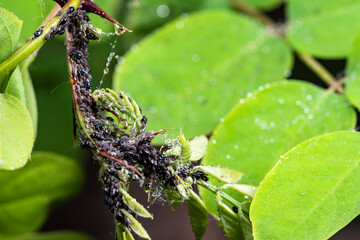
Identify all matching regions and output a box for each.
[43,1,209,239]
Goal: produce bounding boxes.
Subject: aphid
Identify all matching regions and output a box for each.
[115,211,123,221]
[73,50,83,60]
[83,12,90,22]
[59,17,68,25]
[78,67,86,75]
[192,170,206,180]
[232,206,239,213]
[83,80,91,89]
[56,10,63,16]
[67,6,75,14]
[34,29,43,37]
[55,27,65,35]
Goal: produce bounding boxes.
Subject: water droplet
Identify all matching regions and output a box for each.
[239,98,245,104]
[176,20,184,30]
[301,192,306,196]
[306,95,312,101]
[212,139,217,144]
[9,166,14,170]
[258,85,264,91]
[226,154,231,159]
[296,100,302,106]
[247,92,253,98]
[244,195,249,199]
[277,98,285,104]
[280,155,285,159]
[284,70,292,78]
[270,122,275,127]
[264,83,270,88]
[156,5,170,18]
[130,44,139,52]
[219,117,224,122]
[307,114,313,119]
[192,54,200,62]
[234,145,239,150]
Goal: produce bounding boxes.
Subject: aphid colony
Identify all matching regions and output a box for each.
[48,1,207,237]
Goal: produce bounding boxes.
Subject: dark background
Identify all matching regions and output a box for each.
[18,1,359,239]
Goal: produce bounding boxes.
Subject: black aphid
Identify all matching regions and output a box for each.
[34,29,43,37]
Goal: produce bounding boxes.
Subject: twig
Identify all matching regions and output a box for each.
[229,0,344,93]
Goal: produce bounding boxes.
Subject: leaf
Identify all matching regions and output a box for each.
[200,80,356,215]
[250,131,360,240]
[189,135,208,161]
[243,0,283,10]
[118,188,153,219]
[121,210,151,240]
[0,151,84,235]
[21,65,38,136]
[194,166,243,183]
[0,93,34,170]
[1,231,94,240]
[5,66,26,104]
[187,190,208,240]
[166,188,184,210]
[0,1,52,43]
[113,10,293,143]
[216,193,243,240]
[221,184,257,198]
[0,8,22,62]
[286,0,360,58]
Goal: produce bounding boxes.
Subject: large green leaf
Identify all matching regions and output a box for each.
[250,131,360,240]
[1,231,94,240]
[200,80,355,215]
[0,8,22,62]
[113,10,292,143]
[0,151,84,235]
[0,93,33,170]
[345,33,360,110]
[286,0,360,58]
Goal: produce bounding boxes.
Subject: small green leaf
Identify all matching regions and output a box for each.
[251,131,360,240]
[0,93,33,170]
[5,66,25,104]
[121,210,151,240]
[216,193,243,240]
[179,130,191,161]
[116,225,135,240]
[0,231,94,240]
[123,228,135,240]
[238,212,254,240]
[187,190,208,240]
[189,135,208,161]
[201,81,355,215]
[221,184,257,198]
[286,0,360,58]
[0,8,22,63]
[0,151,84,235]
[118,188,153,219]
[114,10,293,143]
[194,166,243,183]
[166,189,184,210]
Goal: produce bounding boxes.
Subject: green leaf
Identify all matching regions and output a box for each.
[0,151,84,235]
[0,1,52,43]
[189,135,208,161]
[200,80,356,215]
[0,8,22,62]
[121,210,151,240]
[20,65,38,136]
[250,131,360,240]
[221,184,257,198]
[166,188,184,210]
[216,193,243,240]
[118,188,153,219]
[0,93,33,170]
[187,190,208,240]
[5,66,25,104]
[243,0,283,10]
[1,231,94,240]
[286,0,360,58]
[113,10,293,143]
[194,166,243,184]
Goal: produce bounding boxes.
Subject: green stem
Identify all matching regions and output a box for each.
[197,180,242,208]
[0,0,82,92]
[229,0,344,93]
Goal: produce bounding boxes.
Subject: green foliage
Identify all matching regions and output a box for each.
[0,94,33,170]
[286,0,360,58]
[251,131,360,239]
[113,10,293,143]
[201,80,355,215]
[0,151,84,236]
[187,190,208,240]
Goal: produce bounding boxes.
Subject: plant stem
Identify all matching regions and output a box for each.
[229,0,344,93]
[0,0,82,92]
